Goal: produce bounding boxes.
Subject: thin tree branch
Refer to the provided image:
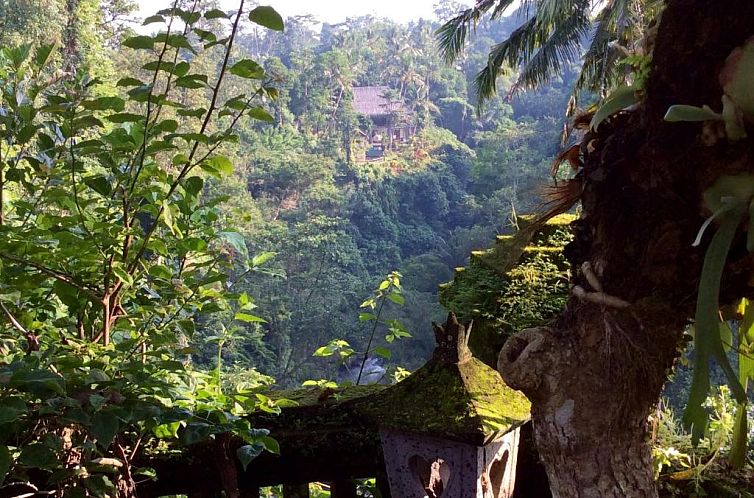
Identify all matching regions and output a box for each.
[126,0,247,275]
[0,251,102,301]
[0,301,39,352]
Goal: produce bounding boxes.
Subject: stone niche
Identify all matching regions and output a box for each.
[381,427,520,498]
[372,313,528,498]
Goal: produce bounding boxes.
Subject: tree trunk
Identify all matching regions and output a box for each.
[497,1,754,496]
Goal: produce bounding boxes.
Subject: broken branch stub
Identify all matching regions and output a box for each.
[497,327,554,398]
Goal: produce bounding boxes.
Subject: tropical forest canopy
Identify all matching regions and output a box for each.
[1,0,753,496]
[0,0,577,385]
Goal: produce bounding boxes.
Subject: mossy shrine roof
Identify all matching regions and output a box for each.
[257,313,530,447]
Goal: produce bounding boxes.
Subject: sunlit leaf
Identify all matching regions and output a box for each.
[229,59,264,79]
[205,9,229,20]
[249,6,284,31]
[235,312,266,323]
[590,85,637,131]
[123,35,155,50]
[248,106,274,122]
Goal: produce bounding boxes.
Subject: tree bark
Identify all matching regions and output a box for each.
[497,1,754,496]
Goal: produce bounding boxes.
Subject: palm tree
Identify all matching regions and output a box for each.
[436,0,663,111]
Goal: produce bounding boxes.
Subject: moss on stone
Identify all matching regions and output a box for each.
[359,356,529,445]
[252,347,528,449]
[439,214,574,364]
[266,384,387,407]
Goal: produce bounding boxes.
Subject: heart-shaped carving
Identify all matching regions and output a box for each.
[489,450,510,498]
[409,455,450,498]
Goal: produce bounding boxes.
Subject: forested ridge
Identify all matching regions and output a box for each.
[2,1,576,385]
[196,4,574,383]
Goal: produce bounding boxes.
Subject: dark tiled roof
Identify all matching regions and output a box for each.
[352,86,404,116]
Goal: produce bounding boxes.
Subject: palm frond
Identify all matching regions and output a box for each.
[435,0,519,64]
[536,0,587,26]
[568,0,639,111]
[511,8,591,94]
[473,15,540,105]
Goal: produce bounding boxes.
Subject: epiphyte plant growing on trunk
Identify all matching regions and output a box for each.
[661,36,754,466]
[439,1,754,496]
[0,2,286,496]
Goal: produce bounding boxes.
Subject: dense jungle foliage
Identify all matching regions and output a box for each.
[1,0,752,496]
[0,1,580,494]
[0,0,579,384]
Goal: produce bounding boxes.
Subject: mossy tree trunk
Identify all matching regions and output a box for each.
[497,1,754,496]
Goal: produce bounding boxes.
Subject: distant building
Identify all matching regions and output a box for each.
[352,86,412,152]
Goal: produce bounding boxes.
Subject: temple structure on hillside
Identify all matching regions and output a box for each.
[352,86,412,158]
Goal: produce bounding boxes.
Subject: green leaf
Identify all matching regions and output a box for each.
[217,231,247,258]
[229,59,264,79]
[387,292,405,306]
[34,42,58,70]
[174,61,190,77]
[181,422,211,445]
[260,436,279,454]
[730,402,748,468]
[91,411,119,448]
[155,33,196,54]
[152,421,182,439]
[84,176,112,197]
[313,346,334,357]
[359,312,376,322]
[85,474,115,497]
[83,96,126,112]
[123,35,155,50]
[177,10,201,25]
[185,176,204,196]
[177,107,206,118]
[162,200,176,235]
[112,263,134,287]
[683,207,748,441]
[175,74,208,89]
[248,106,275,123]
[20,443,57,469]
[251,251,275,267]
[590,85,637,131]
[7,44,31,68]
[202,155,234,176]
[0,445,10,486]
[193,28,216,43]
[373,347,392,359]
[116,77,143,87]
[720,321,733,353]
[249,6,284,31]
[16,124,37,145]
[11,369,65,396]
[664,104,722,122]
[107,113,144,123]
[0,397,27,424]
[205,9,229,19]
[236,444,263,471]
[143,14,165,25]
[235,312,266,323]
